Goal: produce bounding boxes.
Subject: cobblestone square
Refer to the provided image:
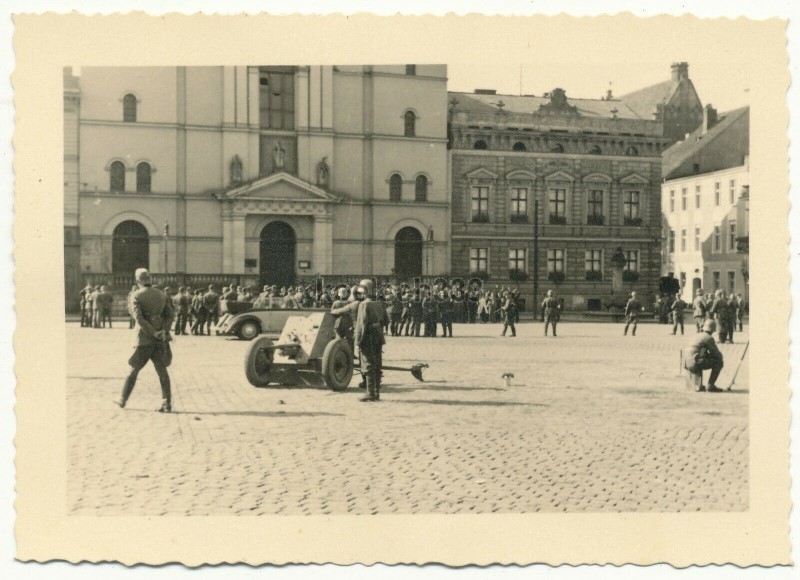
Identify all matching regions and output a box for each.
[66,320,749,515]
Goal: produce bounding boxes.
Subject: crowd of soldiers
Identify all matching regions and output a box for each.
[78,284,115,328]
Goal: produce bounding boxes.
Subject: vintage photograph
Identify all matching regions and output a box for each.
[63,60,750,516]
[11,10,792,568]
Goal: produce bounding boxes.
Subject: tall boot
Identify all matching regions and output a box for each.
[114,374,136,408]
[360,376,376,402]
[157,376,172,412]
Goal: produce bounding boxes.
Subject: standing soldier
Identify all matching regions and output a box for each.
[726,292,739,343]
[203,284,221,335]
[422,287,437,337]
[331,285,355,353]
[452,284,465,325]
[79,284,92,327]
[437,290,454,338]
[692,288,707,333]
[399,289,412,336]
[409,289,423,337]
[173,286,190,335]
[331,279,389,402]
[98,285,114,328]
[671,292,687,335]
[735,293,745,331]
[542,289,561,337]
[191,289,207,335]
[500,291,518,337]
[709,289,730,344]
[89,285,101,328]
[114,268,175,412]
[623,291,642,336]
[684,320,725,393]
[388,289,403,337]
[467,286,480,323]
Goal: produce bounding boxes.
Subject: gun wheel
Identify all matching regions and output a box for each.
[321,338,354,391]
[244,336,275,387]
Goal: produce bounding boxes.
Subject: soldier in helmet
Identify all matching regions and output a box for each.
[542,289,561,337]
[670,292,688,336]
[692,288,708,333]
[331,279,388,402]
[500,290,518,337]
[623,291,642,336]
[684,319,725,392]
[331,284,355,353]
[437,289,454,338]
[388,288,403,337]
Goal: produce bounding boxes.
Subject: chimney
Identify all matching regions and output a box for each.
[475,89,496,95]
[606,88,614,100]
[702,104,718,133]
[670,62,689,82]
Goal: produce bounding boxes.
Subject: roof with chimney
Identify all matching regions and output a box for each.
[662,106,749,180]
[618,80,678,119]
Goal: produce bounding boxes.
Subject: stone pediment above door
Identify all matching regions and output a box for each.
[215,172,342,203]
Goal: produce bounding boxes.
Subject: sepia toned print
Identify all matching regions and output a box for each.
[13,12,789,566]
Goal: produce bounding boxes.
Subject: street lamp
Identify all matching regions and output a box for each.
[426,226,434,276]
[164,219,169,274]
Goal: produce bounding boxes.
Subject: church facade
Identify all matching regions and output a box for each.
[64,65,449,310]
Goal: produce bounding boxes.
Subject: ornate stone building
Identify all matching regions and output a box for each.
[63,65,449,310]
[448,86,670,312]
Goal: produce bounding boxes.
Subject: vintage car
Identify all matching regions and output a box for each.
[216,300,327,340]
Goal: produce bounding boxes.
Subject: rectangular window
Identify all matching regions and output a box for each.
[405,64,416,76]
[714,181,721,206]
[587,190,604,224]
[695,184,701,208]
[681,187,687,210]
[584,250,602,281]
[510,187,528,222]
[680,228,687,252]
[729,179,736,204]
[694,227,700,251]
[624,250,639,272]
[508,248,526,271]
[728,220,737,251]
[547,249,565,272]
[669,189,675,212]
[713,226,721,251]
[668,229,675,253]
[548,189,567,224]
[259,68,295,130]
[471,186,489,222]
[727,271,736,294]
[713,271,721,291]
[470,248,488,272]
[623,191,641,224]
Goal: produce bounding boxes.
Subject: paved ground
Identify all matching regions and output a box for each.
[66,320,749,515]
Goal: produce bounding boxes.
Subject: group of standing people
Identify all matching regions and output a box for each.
[78,284,115,328]
[691,288,745,343]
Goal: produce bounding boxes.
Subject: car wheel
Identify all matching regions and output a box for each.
[244,336,274,387]
[237,320,260,341]
[321,338,354,391]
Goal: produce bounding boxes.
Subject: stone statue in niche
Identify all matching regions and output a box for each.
[316,156,330,188]
[229,154,243,184]
[273,143,285,172]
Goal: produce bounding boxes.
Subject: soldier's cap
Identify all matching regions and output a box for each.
[134,268,151,284]
[208,284,216,291]
[702,320,717,333]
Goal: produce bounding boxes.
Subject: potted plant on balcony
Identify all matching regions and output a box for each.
[508,268,529,282]
[585,270,602,282]
[587,214,605,226]
[549,214,567,225]
[547,271,566,284]
[509,214,529,224]
[622,270,640,283]
[471,270,490,281]
[472,212,490,223]
[623,216,643,226]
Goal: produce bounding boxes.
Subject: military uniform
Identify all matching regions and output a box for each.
[203,287,220,334]
[710,295,732,343]
[98,287,114,328]
[542,295,560,337]
[173,288,191,335]
[409,292,423,337]
[501,295,517,337]
[331,297,356,353]
[437,293,454,337]
[191,290,207,335]
[685,324,725,391]
[388,294,403,336]
[692,294,708,333]
[116,270,175,412]
[671,296,687,335]
[422,293,437,337]
[623,296,642,336]
[467,289,480,323]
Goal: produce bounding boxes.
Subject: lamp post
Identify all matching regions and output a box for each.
[426,226,434,277]
[164,219,169,274]
[532,198,539,318]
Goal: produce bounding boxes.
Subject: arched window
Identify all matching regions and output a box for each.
[404,111,416,137]
[473,139,488,150]
[415,175,428,202]
[123,93,137,122]
[136,162,152,193]
[625,146,639,156]
[550,143,564,153]
[589,145,602,155]
[389,173,403,201]
[110,161,126,192]
[512,141,527,152]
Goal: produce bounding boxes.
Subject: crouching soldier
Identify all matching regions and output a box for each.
[331,279,388,402]
[684,319,725,392]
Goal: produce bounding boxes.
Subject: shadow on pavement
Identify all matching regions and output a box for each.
[386,399,547,407]
[177,410,345,418]
[382,383,506,393]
